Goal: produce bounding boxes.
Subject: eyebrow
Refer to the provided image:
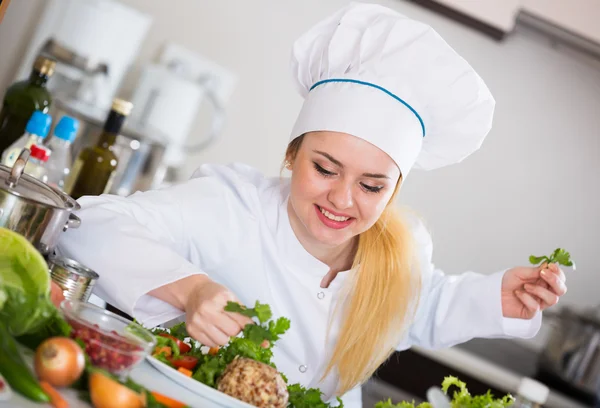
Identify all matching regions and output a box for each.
[313,150,391,179]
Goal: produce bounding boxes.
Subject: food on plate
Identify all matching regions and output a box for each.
[217,357,289,408]
[529,248,575,269]
[34,337,86,387]
[375,376,514,408]
[88,370,145,408]
[147,301,344,407]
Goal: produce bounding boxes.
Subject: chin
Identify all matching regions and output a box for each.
[310,224,355,247]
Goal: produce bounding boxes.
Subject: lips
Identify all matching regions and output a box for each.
[314,205,355,230]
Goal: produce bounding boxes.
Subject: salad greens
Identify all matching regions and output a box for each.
[0,227,57,336]
[529,248,575,269]
[147,301,342,407]
[375,376,514,408]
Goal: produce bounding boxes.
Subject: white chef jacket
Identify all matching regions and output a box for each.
[57,163,541,407]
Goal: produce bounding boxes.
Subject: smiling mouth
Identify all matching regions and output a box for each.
[318,206,351,222]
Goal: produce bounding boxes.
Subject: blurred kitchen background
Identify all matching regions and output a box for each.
[0,0,599,407]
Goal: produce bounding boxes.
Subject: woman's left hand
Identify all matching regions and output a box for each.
[501,263,567,319]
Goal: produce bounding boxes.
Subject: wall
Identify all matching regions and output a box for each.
[0,1,599,315]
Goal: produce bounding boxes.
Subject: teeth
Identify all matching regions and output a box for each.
[320,207,349,222]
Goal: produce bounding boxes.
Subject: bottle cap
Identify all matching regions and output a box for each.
[54,116,79,142]
[33,56,56,77]
[30,145,51,162]
[25,111,52,138]
[518,377,549,404]
[111,98,133,116]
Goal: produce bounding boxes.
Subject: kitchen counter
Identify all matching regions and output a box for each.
[0,356,224,408]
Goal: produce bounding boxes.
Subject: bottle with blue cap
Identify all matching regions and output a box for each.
[1,110,52,167]
[45,115,79,190]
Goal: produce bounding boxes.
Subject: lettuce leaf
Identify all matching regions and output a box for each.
[0,228,54,336]
[376,376,513,408]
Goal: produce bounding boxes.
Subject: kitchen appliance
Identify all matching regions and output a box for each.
[0,149,80,255]
[128,43,237,182]
[48,255,99,303]
[538,306,600,404]
[52,98,168,197]
[14,0,152,112]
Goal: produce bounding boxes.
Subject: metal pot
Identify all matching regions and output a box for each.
[538,306,600,399]
[0,149,80,255]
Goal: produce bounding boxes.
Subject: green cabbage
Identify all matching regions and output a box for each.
[0,228,54,336]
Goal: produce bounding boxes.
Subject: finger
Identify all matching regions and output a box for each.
[515,290,540,313]
[217,313,247,337]
[524,284,560,307]
[185,323,215,348]
[203,324,231,347]
[226,311,255,328]
[547,263,566,282]
[540,270,567,296]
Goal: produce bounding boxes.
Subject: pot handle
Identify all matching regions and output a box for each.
[63,213,81,231]
[6,149,30,188]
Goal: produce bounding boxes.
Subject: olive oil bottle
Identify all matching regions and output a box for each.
[67,98,132,199]
[0,56,56,156]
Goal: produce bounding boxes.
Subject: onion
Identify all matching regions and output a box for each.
[89,371,145,408]
[34,337,85,387]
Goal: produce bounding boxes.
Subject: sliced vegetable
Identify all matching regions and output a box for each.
[0,321,49,403]
[169,355,199,371]
[177,367,193,377]
[40,381,69,408]
[150,391,187,408]
[88,370,144,408]
[153,346,172,358]
[529,248,575,269]
[34,337,86,387]
[158,333,191,354]
[208,346,219,356]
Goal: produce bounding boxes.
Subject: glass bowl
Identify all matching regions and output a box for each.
[60,299,156,376]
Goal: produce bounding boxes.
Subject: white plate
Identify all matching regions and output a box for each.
[146,356,256,408]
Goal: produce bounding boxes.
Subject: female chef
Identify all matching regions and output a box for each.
[58,3,567,406]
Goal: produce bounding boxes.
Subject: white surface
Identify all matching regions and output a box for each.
[522,0,600,43]
[412,346,589,408]
[146,356,254,408]
[434,0,522,32]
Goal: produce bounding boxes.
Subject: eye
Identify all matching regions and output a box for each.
[360,183,384,194]
[313,162,336,177]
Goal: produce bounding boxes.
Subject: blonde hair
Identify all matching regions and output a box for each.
[285,135,421,395]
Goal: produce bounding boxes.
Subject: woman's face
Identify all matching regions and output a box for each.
[288,131,401,249]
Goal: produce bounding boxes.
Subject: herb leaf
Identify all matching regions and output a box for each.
[529,248,576,270]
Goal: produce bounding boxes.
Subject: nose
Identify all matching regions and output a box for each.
[327,179,353,210]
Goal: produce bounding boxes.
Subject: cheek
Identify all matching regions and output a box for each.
[291,170,329,201]
[356,194,392,224]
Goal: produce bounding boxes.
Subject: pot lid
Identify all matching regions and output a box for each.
[0,150,79,210]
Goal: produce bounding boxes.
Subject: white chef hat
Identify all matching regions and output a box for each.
[289,2,495,177]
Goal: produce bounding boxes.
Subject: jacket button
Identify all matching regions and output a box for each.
[299,365,308,373]
[317,292,325,299]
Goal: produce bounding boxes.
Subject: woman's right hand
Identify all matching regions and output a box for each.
[183,278,254,348]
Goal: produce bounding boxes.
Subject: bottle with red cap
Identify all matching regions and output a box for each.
[24,144,51,183]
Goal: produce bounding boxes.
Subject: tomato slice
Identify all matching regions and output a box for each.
[169,356,199,371]
[158,333,191,354]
